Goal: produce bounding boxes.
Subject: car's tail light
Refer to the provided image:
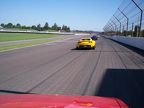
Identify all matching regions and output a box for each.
[73,100,94,107]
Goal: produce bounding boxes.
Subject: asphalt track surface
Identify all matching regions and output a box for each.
[0,35,144,108]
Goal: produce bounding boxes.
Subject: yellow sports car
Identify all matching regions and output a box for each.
[76,38,96,49]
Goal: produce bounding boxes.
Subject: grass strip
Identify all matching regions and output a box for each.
[0,33,57,42]
[0,38,65,52]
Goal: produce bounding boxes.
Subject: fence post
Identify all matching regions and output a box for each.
[131,0,143,37]
[113,15,121,36]
[132,23,134,37]
[111,21,118,35]
[118,8,129,36]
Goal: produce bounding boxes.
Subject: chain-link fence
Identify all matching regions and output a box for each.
[103,0,144,37]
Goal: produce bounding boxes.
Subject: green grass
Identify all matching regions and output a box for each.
[0,33,57,42]
[0,40,54,51]
[0,37,66,52]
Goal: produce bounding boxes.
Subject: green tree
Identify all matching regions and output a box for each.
[66,27,70,32]
[62,25,70,32]
[141,30,144,37]
[57,27,61,31]
[62,25,66,31]
[52,23,58,30]
[37,24,41,31]
[16,23,21,28]
[133,25,140,37]
[21,26,27,29]
[122,30,127,36]
[1,23,5,28]
[127,30,133,36]
[6,23,13,28]
[43,22,49,30]
[31,25,37,30]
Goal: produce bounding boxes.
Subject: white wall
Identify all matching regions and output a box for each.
[109,36,144,51]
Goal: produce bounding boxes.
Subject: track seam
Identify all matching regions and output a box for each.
[107,39,127,69]
[108,38,144,68]
[82,40,103,95]
[111,40,142,69]
[25,52,84,93]
[0,50,73,84]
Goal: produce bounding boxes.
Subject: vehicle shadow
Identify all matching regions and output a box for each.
[0,90,34,94]
[95,69,144,108]
[71,48,92,50]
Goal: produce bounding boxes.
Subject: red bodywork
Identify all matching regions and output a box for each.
[0,94,128,108]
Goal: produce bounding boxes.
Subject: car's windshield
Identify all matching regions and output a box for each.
[82,39,90,41]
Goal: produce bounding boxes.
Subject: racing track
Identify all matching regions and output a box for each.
[0,35,144,108]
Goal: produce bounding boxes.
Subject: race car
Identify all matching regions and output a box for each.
[91,35,98,40]
[0,94,128,108]
[76,38,96,49]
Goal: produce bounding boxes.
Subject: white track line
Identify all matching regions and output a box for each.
[0,37,79,53]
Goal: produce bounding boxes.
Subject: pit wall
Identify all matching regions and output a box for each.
[108,36,144,51]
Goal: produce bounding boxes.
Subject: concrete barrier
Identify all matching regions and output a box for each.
[109,36,144,51]
[0,29,91,36]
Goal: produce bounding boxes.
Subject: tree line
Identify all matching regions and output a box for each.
[105,25,144,37]
[121,26,144,37]
[0,22,70,32]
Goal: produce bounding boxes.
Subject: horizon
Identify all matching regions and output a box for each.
[0,0,122,31]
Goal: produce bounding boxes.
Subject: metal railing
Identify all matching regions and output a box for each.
[103,0,144,37]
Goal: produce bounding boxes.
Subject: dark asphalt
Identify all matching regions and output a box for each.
[0,36,144,108]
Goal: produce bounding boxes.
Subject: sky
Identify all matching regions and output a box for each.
[0,0,122,31]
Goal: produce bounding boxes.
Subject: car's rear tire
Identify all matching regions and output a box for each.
[76,47,79,50]
[92,46,95,50]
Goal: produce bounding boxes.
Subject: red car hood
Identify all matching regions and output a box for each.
[0,94,128,108]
